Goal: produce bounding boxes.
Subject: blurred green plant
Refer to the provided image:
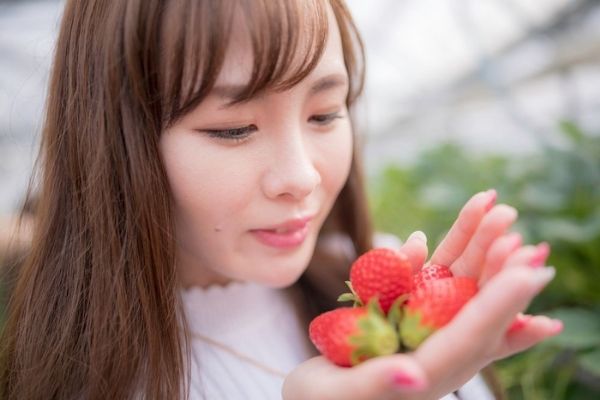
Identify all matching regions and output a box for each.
[368,120,600,399]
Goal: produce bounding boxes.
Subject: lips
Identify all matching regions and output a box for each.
[258,216,313,232]
[251,215,314,248]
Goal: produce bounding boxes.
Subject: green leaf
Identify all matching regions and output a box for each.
[337,293,356,303]
[579,348,600,377]
[559,120,585,144]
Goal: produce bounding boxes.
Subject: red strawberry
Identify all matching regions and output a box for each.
[309,301,399,367]
[345,248,413,313]
[413,264,453,289]
[400,277,478,349]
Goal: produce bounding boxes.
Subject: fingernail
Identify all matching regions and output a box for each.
[531,266,555,291]
[408,231,427,244]
[507,232,522,251]
[391,371,427,391]
[549,319,563,335]
[485,189,497,212]
[530,242,550,267]
[507,313,532,333]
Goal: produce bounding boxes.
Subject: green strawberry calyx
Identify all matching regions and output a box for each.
[399,308,436,350]
[386,295,408,330]
[337,280,364,307]
[347,299,399,365]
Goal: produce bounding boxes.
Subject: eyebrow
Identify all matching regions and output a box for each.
[307,73,349,96]
[211,73,349,107]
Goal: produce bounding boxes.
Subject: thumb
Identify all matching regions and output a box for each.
[400,231,429,273]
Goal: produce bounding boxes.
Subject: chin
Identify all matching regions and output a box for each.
[253,253,312,288]
[249,239,316,288]
[257,266,307,289]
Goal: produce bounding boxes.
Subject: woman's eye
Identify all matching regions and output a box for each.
[309,112,344,126]
[198,112,342,142]
[202,125,258,142]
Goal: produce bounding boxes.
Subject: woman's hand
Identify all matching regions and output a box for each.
[283,190,561,400]
[283,262,558,400]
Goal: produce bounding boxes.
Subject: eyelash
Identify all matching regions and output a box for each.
[203,112,344,143]
[309,112,345,125]
[205,125,258,142]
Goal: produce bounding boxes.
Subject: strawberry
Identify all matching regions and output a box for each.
[309,300,399,367]
[413,264,453,289]
[341,248,413,313]
[400,277,478,349]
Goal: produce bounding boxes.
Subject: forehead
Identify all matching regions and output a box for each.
[159,0,358,122]
[217,3,347,86]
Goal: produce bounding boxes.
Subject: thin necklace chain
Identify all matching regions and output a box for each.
[191,332,287,379]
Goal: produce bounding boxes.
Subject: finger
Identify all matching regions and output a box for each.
[479,232,522,285]
[504,243,550,269]
[457,266,556,347]
[287,355,428,400]
[429,189,497,268]
[530,242,550,267]
[450,204,518,277]
[399,231,429,273]
[495,315,563,359]
[342,354,428,399]
[415,265,556,383]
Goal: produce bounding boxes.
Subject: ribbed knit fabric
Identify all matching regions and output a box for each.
[180,281,315,399]
[179,280,494,400]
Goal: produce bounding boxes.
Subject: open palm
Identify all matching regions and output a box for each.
[283,190,560,400]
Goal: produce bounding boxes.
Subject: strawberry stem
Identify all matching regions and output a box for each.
[343,280,363,307]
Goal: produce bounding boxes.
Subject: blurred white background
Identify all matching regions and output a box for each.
[1,0,600,214]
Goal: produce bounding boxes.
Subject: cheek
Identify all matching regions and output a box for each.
[159,134,255,237]
[317,123,354,197]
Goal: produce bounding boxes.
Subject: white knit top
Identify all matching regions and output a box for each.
[178,233,495,400]
[180,281,314,399]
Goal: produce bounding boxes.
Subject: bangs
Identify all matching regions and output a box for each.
[160,0,331,126]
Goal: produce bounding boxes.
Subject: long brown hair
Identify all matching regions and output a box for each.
[0,0,372,399]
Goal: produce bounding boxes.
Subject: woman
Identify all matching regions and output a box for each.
[0,1,559,399]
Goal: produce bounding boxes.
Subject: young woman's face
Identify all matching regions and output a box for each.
[159,6,353,288]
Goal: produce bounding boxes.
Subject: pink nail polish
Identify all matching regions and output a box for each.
[508,233,522,251]
[530,242,550,267]
[485,189,497,211]
[507,313,532,333]
[549,319,563,335]
[391,371,427,391]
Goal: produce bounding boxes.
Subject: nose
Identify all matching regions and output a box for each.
[261,135,322,200]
